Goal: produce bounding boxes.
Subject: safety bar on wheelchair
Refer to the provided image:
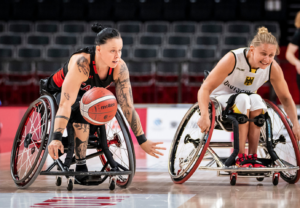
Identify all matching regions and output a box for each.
[40,171,132,176]
[199,166,299,172]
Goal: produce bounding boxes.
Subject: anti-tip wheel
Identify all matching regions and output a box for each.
[273,173,279,186]
[56,177,62,186]
[256,177,264,182]
[230,173,237,186]
[109,177,116,191]
[67,179,73,191]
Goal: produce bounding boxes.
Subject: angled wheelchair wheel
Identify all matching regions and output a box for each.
[259,100,300,184]
[10,95,56,189]
[168,102,216,184]
[100,109,136,188]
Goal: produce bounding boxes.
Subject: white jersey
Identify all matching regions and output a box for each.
[210,47,271,97]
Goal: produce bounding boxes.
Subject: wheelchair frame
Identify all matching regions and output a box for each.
[10,91,136,191]
[169,98,300,186]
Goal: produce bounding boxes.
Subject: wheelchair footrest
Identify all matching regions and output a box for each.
[198,166,299,172]
[40,170,132,176]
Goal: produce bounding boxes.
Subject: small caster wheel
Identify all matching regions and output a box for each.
[230,173,237,186]
[109,177,116,191]
[256,177,264,182]
[273,173,279,186]
[56,176,62,186]
[67,179,73,191]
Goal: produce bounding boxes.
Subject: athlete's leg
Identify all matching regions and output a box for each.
[232,94,251,154]
[73,123,90,172]
[248,94,267,154]
[248,109,262,154]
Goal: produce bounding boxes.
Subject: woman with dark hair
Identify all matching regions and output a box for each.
[44,24,166,183]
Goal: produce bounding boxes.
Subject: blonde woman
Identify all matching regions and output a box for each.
[286,11,300,91]
[198,27,300,168]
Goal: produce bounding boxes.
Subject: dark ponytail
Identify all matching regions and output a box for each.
[91,23,121,45]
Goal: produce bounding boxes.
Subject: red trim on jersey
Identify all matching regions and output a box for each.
[53,68,65,87]
[109,68,112,75]
[93,61,98,74]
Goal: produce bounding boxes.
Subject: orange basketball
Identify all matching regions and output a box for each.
[80,87,118,125]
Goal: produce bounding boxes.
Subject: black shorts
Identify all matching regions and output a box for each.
[55,92,98,134]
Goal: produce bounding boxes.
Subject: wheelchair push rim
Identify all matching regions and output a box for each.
[10,95,55,188]
[100,109,135,188]
[168,102,216,184]
[261,100,300,184]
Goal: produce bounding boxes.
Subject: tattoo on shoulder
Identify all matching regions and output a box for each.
[77,56,90,77]
[64,92,70,100]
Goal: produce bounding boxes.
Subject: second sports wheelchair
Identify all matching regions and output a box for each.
[168,95,300,186]
[10,90,136,191]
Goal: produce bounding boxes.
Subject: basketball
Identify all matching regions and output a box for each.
[79,87,118,125]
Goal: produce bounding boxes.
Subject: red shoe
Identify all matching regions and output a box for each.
[248,154,265,168]
[236,153,253,168]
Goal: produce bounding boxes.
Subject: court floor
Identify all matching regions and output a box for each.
[1,142,300,208]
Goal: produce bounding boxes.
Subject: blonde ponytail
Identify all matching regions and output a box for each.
[250,26,280,55]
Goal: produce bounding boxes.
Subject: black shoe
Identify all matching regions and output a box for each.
[74,164,89,184]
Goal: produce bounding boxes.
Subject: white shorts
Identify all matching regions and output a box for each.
[215,93,267,115]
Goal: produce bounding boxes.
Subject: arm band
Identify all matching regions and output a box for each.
[136,134,147,145]
[53,132,63,142]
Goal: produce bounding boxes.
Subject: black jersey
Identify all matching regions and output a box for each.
[47,46,115,96]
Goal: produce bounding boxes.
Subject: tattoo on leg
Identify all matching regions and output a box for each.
[55,115,69,121]
[73,123,90,133]
[77,56,90,77]
[64,93,70,100]
[75,137,88,159]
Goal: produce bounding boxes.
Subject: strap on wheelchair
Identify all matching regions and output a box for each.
[264,112,279,161]
[224,115,240,166]
[64,122,75,168]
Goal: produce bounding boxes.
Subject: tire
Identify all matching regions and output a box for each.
[10,95,56,189]
[168,102,216,184]
[100,109,135,188]
[260,100,300,184]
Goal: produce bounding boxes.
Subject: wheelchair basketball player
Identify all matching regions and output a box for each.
[197,27,300,168]
[41,23,166,183]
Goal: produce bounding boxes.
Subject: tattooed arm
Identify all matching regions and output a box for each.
[48,54,90,160]
[115,61,166,158]
[115,61,143,136]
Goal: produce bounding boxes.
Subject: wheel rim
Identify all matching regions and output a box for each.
[259,100,300,183]
[104,111,133,186]
[11,99,49,185]
[169,102,215,182]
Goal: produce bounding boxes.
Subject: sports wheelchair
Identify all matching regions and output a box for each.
[168,96,300,186]
[10,90,136,191]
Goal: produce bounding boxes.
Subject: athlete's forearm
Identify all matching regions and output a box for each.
[53,103,71,134]
[281,97,299,127]
[286,51,299,66]
[121,106,144,136]
[198,86,211,117]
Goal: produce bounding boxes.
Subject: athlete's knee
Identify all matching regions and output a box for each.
[249,94,267,112]
[73,123,90,134]
[233,94,250,114]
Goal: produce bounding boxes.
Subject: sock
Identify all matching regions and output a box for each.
[75,158,88,172]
